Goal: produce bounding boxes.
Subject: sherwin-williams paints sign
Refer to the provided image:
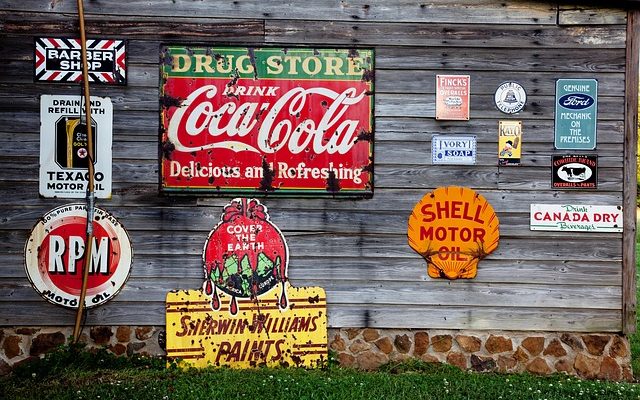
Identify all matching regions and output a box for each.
[554,78,597,150]
[166,199,327,368]
[407,187,500,280]
[160,46,374,196]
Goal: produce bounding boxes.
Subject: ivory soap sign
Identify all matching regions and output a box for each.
[160,46,374,196]
[530,204,622,232]
[407,187,500,280]
[166,198,327,368]
[39,95,113,198]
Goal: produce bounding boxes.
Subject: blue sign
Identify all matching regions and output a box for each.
[554,79,598,150]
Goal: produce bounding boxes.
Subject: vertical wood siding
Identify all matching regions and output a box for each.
[0,1,634,332]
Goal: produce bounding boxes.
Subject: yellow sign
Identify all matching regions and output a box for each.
[166,284,327,368]
[498,120,522,165]
[407,186,500,279]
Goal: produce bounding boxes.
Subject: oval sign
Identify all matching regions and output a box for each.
[24,204,132,309]
[558,94,594,110]
[557,162,593,182]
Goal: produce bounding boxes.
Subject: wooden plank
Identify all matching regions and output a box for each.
[0,181,623,213]
[0,278,621,309]
[0,1,558,25]
[0,302,620,331]
[623,9,639,334]
[375,118,624,142]
[265,20,627,48]
[377,46,626,72]
[498,167,623,191]
[0,11,265,40]
[376,94,624,119]
[559,6,627,25]
[2,36,627,72]
[0,253,622,286]
[0,113,625,145]
[3,60,627,96]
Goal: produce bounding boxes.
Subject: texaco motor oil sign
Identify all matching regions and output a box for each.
[24,204,132,308]
[160,46,374,196]
[166,198,327,368]
[39,95,113,198]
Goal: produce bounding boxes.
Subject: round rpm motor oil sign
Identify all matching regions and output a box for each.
[24,203,132,309]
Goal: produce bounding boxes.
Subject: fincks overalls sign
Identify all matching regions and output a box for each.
[160,46,374,196]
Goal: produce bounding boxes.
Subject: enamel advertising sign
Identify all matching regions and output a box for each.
[407,187,500,280]
[431,135,476,165]
[35,38,127,84]
[554,79,597,150]
[530,204,622,232]
[24,204,133,309]
[166,198,327,368]
[552,155,597,189]
[435,75,470,120]
[160,46,374,196]
[498,120,522,166]
[39,95,113,198]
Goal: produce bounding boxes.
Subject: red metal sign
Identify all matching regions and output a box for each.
[160,46,374,196]
[24,204,132,308]
[202,198,289,315]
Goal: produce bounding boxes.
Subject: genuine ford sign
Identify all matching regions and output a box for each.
[558,94,595,110]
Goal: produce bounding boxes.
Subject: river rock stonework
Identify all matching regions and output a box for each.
[0,327,632,381]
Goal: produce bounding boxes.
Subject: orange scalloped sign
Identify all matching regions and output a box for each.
[408,186,500,279]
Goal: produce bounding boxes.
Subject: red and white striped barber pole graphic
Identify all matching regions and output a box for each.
[34,38,127,85]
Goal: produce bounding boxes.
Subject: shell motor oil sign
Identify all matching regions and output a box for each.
[166,198,327,368]
[407,187,500,280]
[159,46,373,196]
[24,204,132,309]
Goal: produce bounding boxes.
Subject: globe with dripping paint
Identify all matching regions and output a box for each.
[407,186,500,279]
[202,198,289,315]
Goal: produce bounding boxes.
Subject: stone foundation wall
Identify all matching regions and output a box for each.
[329,328,633,381]
[0,326,633,381]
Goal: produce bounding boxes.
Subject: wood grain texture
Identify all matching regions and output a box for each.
[0,1,559,24]
[623,9,639,334]
[0,2,633,334]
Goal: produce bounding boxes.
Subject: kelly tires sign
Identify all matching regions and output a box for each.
[24,204,133,309]
[160,46,374,196]
[39,95,113,198]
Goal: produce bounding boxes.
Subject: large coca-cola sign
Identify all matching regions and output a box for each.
[160,46,374,196]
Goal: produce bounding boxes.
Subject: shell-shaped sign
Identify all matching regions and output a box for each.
[408,186,499,279]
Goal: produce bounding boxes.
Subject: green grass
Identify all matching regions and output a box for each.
[1,345,640,400]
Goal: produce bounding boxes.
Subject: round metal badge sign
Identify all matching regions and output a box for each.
[494,81,526,114]
[24,204,132,309]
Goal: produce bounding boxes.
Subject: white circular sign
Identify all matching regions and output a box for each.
[24,203,133,309]
[494,82,526,114]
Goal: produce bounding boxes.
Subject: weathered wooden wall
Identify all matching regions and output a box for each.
[0,1,634,332]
